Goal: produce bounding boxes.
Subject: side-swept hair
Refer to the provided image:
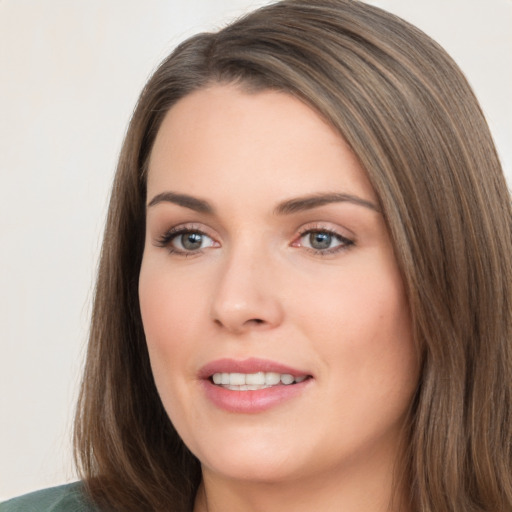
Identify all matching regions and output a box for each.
[74,1,512,510]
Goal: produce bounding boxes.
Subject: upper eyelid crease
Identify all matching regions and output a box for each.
[155,225,210,242]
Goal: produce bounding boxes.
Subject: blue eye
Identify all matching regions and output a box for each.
[298,230,353,253]
[173,232,212,251]
[157,228,217,254]
[307,231,335,250]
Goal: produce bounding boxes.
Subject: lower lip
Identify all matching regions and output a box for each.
[202,379,311,413]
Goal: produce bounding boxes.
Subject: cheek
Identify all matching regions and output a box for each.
[138,260,200,418]
[301,271,417,451]
[298,257,416,395]
[138,262,200,419]
[139,258,203,351]
[300,261,409,343]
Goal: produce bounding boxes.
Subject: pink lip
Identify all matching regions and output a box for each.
[198,358,313,414]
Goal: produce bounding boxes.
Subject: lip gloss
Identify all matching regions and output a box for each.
[199,358,312,413]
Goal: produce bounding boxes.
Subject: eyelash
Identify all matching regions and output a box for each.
[155,225,215,256]
[154,225,354,256]
[294,227,354,256]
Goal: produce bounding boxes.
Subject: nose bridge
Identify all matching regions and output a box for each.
[210,236,283,332]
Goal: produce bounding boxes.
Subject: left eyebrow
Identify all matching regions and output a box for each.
[274,193,380,215]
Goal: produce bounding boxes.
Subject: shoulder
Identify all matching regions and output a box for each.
[0,482,98,512]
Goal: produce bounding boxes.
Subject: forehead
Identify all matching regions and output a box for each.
[147,84,377,207]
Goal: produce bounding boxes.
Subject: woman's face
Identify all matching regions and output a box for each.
[139,85,419,486]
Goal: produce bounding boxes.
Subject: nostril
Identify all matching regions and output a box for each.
[242,318,266,328]
[213,317,265,329]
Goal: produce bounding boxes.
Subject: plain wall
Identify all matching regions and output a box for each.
[1,0,511,500]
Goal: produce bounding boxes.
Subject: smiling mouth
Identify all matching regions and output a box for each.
[210,372,310,391]
[201,359,313,412]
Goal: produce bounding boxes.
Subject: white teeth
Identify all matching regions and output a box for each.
[245,372,265,385]
[226,384,263,391]
[230,373,246,386]
[211,371,308,388]
[280,374,294,385]
[213,373,231,385]
[266,372,281,385]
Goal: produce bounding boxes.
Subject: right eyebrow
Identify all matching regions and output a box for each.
[147,191,214,214]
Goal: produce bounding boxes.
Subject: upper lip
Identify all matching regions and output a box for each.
[198,357,311,380]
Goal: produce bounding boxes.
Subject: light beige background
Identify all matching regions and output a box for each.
[1,0,511,500]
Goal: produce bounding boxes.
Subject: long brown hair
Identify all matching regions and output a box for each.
[74,1,512,510]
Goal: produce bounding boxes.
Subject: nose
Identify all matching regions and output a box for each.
[210,245,284,334]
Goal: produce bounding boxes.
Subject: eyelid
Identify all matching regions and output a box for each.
[152,221,354,256]
[291,223,355,254]
[154,223,220,254]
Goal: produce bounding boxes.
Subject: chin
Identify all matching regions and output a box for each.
[203,456,303,484]
[192,434,308,484]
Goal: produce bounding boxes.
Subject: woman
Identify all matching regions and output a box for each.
[3,0,511,510]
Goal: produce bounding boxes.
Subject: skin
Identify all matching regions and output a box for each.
[139,84,419,512]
